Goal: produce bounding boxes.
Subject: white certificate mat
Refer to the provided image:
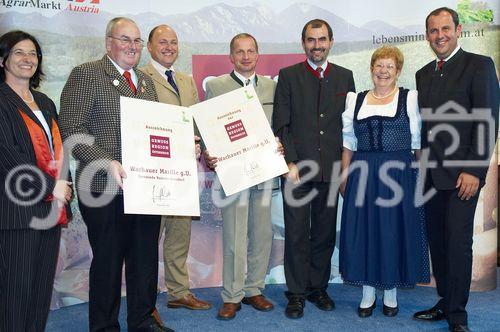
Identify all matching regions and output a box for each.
[192,86,288,196]
[120,96,200,216]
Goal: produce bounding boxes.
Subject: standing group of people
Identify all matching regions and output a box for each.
[0,6,498,332]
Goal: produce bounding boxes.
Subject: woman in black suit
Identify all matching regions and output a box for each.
[0,30,72,331]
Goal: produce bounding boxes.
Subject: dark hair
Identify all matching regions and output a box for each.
[0,30,44,88]
[301,19,333,42]
[425,7,460,31]
[148,26,159,43]
[229,33,259,54]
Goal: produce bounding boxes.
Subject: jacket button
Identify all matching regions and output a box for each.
[320,113,324,118]
[319,131,324,135]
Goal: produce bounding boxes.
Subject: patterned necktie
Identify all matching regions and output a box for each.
[165,70,179,95]
[437,60,445,71]
[123,71,136,94]
[316,67,324,78]
[245,79,251,86]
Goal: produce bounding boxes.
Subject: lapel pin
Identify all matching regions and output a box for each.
[113,79,119,86]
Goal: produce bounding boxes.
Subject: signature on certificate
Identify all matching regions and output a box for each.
[243,161,260,177]
[152,184,172,205]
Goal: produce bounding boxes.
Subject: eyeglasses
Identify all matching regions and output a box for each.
[10,50,39,58]
[373,63,396,71]
[108,36,144,47]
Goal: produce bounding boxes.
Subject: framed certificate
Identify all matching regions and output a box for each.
[192,86,288,195]
[120,97,200,216]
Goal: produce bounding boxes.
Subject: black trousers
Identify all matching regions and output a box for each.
[425,186,479,326]
[0,225,61,332]
[281,180,338,297]
[79,194,161,332]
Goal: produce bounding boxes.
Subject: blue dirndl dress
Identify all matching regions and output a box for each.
[339,88,430,289]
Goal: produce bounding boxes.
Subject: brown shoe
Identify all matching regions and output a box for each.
[152,308,163,326]
[167,294,212,310]
[217,302,241,320]
[242,295,274,311]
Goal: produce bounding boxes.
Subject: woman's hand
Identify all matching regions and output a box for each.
[52,180,72,203]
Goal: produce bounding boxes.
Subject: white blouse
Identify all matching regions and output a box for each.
[342,90,421,151]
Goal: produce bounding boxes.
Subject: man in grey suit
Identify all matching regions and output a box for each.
[204,33,276,320]
[141,24,211,311]
[59,17,172,332]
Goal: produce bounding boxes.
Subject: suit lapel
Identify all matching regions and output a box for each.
[175,74,187,101]
[101,55,137,98]
[0,83,45,129]
[143,63,179,99]
[135,69,153,99]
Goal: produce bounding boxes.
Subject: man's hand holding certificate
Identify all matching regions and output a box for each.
[192,86,288,196]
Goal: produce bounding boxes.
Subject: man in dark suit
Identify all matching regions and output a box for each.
[59,17,172,332]
[272,19,355,319]
[413,7,499,332]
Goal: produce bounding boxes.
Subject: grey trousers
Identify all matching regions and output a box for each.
[220,186,273,303]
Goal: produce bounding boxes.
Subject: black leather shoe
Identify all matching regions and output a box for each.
[358,300,376,318]
[306,291,335,311]
[449,324,470,332]
[144,321,174,332]
[413,305,445,321]
[285,297,305,319]
[383,304,398,317]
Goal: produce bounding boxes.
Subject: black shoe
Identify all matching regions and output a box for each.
[144,321,174,332]
[306,291,335,311]
[285,297,305,319]
[358,300,376,318]
[383,304,398,317]
[449,324,470,332]
[413,305,445,321]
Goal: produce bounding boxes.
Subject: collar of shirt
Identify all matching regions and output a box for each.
[307,58,328,77]
[435,45,461,66]
[151,58,175,82]
[107,55,138,86]
[233,70,256,86]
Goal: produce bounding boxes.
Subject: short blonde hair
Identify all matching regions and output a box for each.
[370,45,404,71]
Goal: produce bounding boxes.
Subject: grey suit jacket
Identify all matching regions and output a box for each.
[205,72,278,189]
[59,55,158,193]
[140,63,199,107]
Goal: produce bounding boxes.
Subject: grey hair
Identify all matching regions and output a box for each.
[105,17,136,37]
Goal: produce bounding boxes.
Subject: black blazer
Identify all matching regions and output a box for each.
[416,49,499,190]
[0,82,71,230]
[273,61,355,182]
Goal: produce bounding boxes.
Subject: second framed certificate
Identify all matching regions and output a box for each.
[192,86,288,196]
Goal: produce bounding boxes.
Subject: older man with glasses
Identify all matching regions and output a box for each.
[59,17,172,332]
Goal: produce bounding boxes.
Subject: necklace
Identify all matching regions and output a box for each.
[371,86,398,99]
[21,91,34,103]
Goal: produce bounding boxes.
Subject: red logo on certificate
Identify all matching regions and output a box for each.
[225,120,248,142]
[150,135,171,158]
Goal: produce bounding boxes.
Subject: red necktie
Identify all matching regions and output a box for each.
[437,60,445,71]
[123,71,136,94]
[316,67,324,78]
